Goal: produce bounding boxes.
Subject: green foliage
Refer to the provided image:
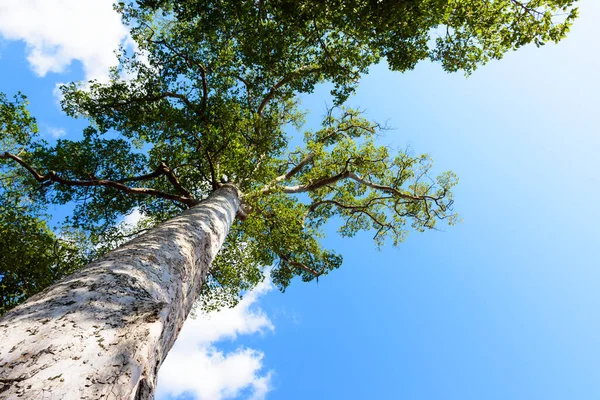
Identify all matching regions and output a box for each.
[0,92,38,152]
[1,92,40,210]
[0,203,89,315]
[31,132,149,232]
[1,1,578,310]
[198,223,265,312]
[134,0,578,77]
[0,93,92,315]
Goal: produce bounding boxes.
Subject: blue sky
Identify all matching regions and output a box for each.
[1,1,599,399]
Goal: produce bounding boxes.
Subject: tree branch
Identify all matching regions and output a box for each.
[273,152,315,183]
[279,253,323,278]
[304,197,397,233]
[105,91,203,117]
[153,39,208,118]
[261,170,349,195]
[236,75,253,111]
[257,65,320,116]
[159,162,194,198]
[510,0,545,19]
[115,167,165,183]
[111,161,194,198]
[1,152,199,207]
[346,172,444,202]
[305,196,392,216]
[261,167,445,206]
[198,144,218,191]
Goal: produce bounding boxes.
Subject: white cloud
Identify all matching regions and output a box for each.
[122,208,143,227]
[0,0,128,82]
[156,280,274,400]
[47,126,66,139]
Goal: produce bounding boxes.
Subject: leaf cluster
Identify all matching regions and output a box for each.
[0,204,90,315]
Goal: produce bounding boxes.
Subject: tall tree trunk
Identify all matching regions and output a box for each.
[0,185,241,399]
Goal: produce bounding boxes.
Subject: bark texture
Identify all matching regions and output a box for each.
[0,185,241,399]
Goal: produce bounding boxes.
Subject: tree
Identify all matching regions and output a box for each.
[0,93,91,315]
[0,1,577,398]
[0,204,89,315]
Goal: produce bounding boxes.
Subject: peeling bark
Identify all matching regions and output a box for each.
[0,185,241,399]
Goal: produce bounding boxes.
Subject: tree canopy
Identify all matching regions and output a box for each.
[0,0,578,311]
[0,93,90,314]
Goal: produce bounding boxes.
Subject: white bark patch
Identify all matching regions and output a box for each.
[0,185,241,400]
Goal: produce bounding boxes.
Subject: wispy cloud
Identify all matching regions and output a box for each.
[0,0,128,82]
[156,280,274,400]
[47,126,66,139]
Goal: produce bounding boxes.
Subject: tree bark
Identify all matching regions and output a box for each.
[0,185,241,399]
